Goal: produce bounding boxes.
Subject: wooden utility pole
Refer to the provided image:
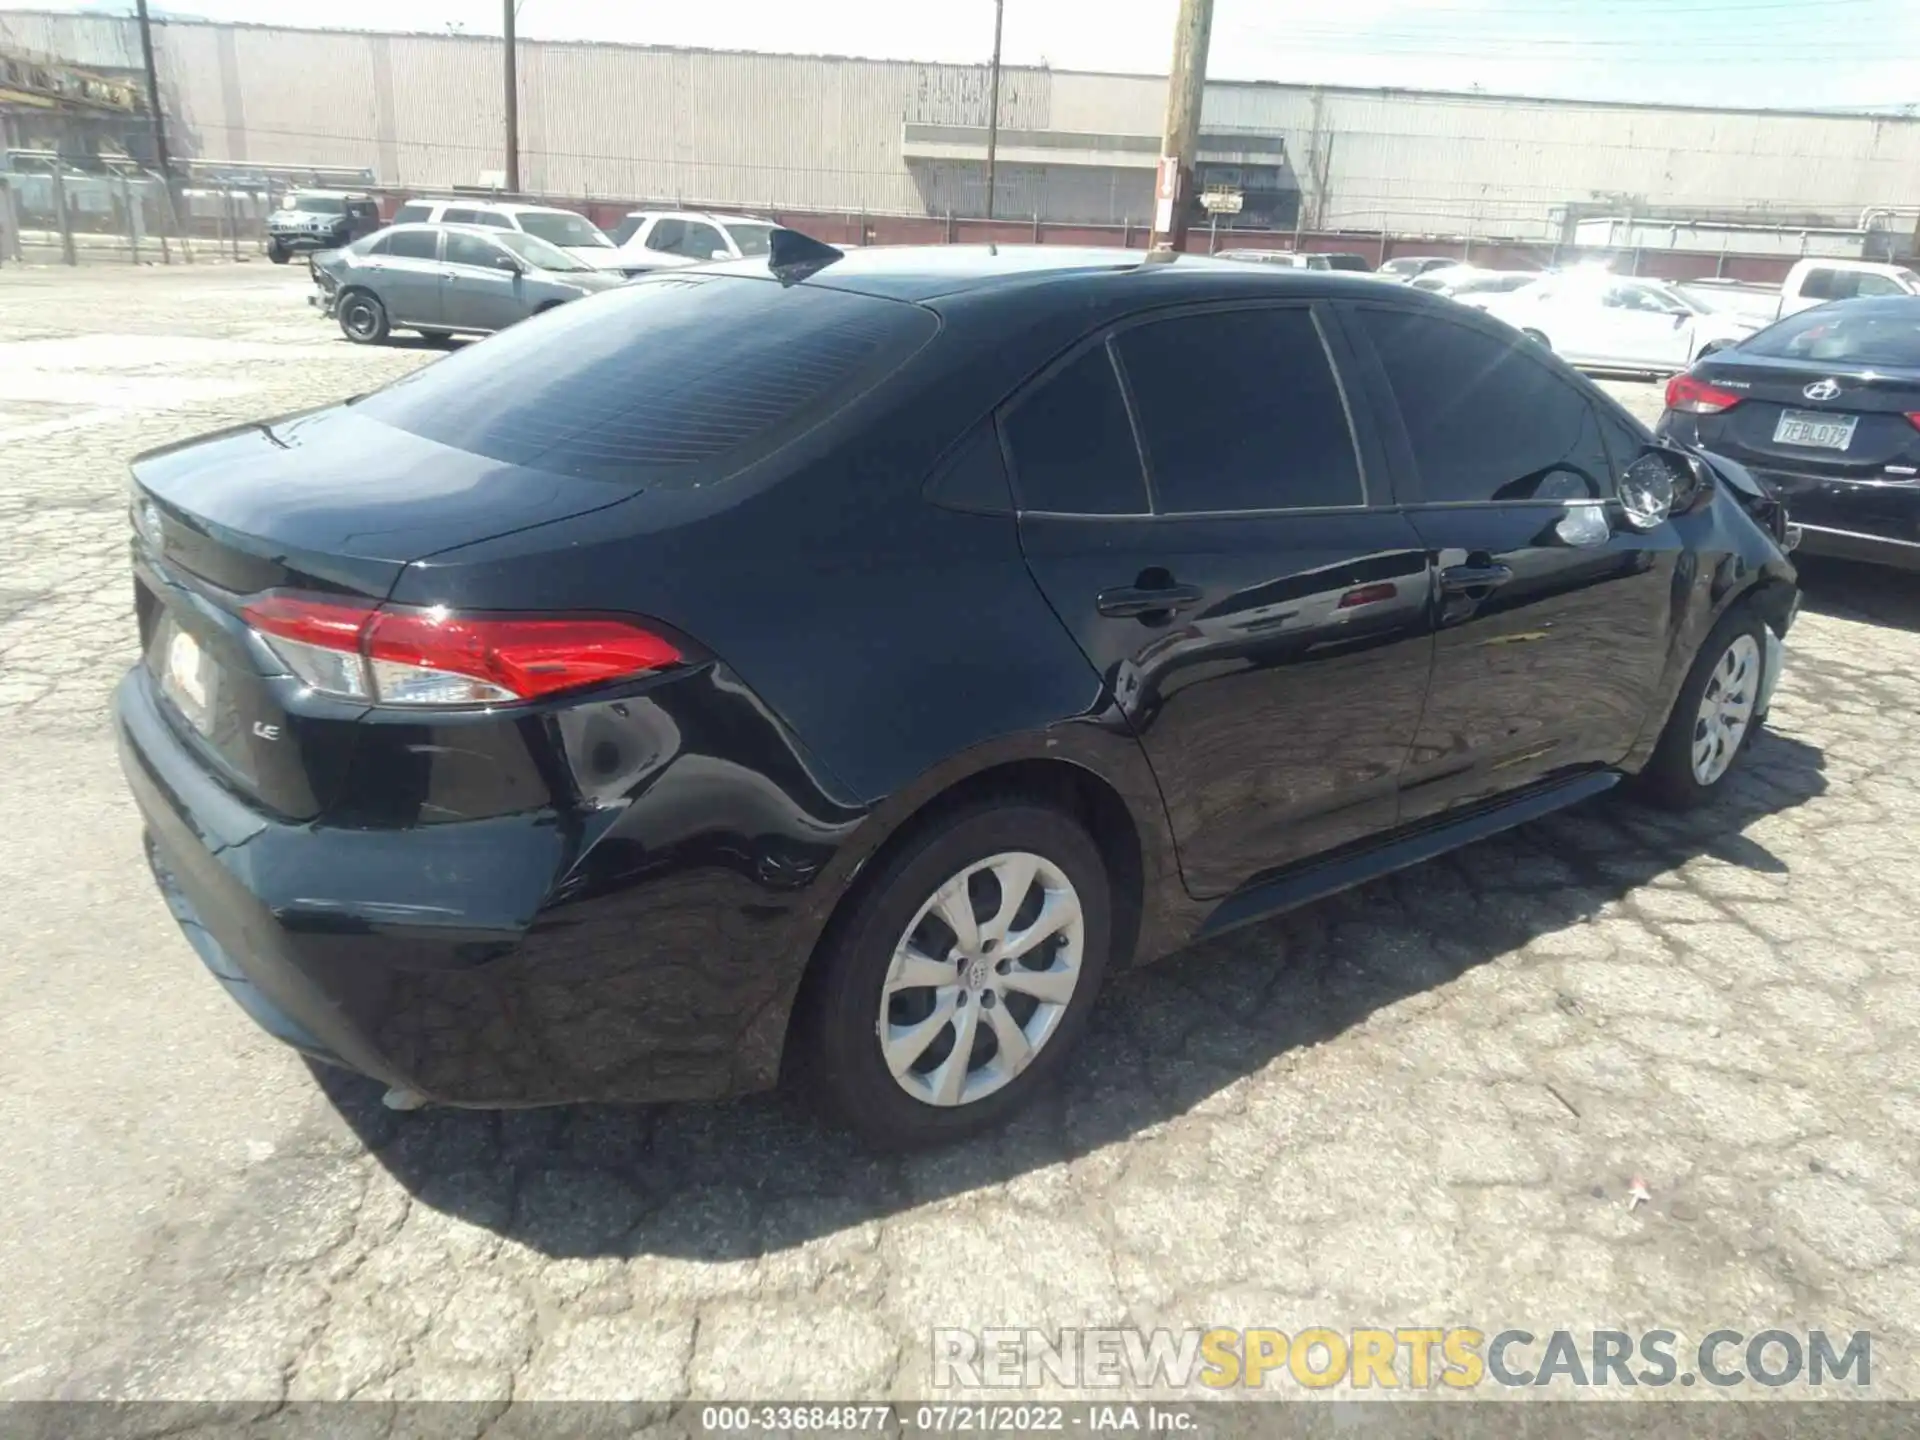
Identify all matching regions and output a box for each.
[984,0,1005,220]
[135,0,177,261]
[1148,0,1215,252]
[503,0,520,193]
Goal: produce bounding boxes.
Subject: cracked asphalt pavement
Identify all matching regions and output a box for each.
[3,264,1918,1411]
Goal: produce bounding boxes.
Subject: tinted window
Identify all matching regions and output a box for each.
[1800,268,1839,301]
[646,219,686,254]
[394,203,432,224]
[1358,308,1613,502]
[386,229,438,260]
[611,216,644,245]
[444,231,499,269]
[680,222,726,259]
[441,207,485,225]
[1000,345,1148,515]
[1116,308,1362,513]
[357,278,936,483]
[1741,304,1920,367]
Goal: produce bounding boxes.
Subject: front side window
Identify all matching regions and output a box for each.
[1000,345,1149,516]
[726,223,776,257]
[494,231,590,273]
[1115,308,1363,513]
[444,231,501,269]
[385,229,439,261]
[1854,272,1906,298]
[611,215,645,246]
[393,202,432,224]
[1357,308,1613,503]
[679,222,727,259]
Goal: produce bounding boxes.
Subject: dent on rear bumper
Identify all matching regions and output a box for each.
[115,664,868,1107]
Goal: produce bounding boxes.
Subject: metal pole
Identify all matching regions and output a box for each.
[52,161,77,266]
[1209,209,1218,254]
[984,0,1004,221]
[134,0,181,245]
[1149,0,1215,252]
[503,0,521,194]
[122,172,140,264]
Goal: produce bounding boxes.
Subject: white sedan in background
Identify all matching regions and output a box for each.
[1478,274,1762,373]
[1408,266,1539,308]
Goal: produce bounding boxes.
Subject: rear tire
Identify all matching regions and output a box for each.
[794,801,1112,1150]
[336,289,389,344]
[1637,604,1769,810]
[268,243,290,265]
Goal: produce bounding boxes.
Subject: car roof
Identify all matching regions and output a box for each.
[689,243,1416,304]
[622,209,770,224]
[409,198,579,216]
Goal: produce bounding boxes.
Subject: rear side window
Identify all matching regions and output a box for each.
[394,202,432,224]
[1000,345,1149,515]
[611,216,644,245]
[357,278,937,483]
[1357,308,1613,503]
[386,229,437,260]
[1115,308,1363,513]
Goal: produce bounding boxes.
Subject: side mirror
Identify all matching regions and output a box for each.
[1619,448,1690,530]
[491,253,524,274]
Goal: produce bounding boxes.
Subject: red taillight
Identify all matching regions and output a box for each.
[1664,374,1743,415]
[1905,412,1920,432]
[240,593,681,707]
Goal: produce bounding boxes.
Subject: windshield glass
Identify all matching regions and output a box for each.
[1739,305,1920,368]
[288,195,344,215]
[726,223,776,257]
[513,210,612,249]
[494,230,592,272]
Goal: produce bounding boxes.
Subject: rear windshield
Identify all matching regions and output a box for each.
[1738,305,1920,368]
[513,210,612,248]
[356,277,937,483]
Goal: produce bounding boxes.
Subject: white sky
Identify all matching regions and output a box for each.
[24,0,1920,110]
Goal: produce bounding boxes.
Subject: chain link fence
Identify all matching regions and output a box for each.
[0,163,272,268]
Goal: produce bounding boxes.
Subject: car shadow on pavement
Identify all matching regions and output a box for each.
[314,728,1826,1262]
[1794,555,1920,630]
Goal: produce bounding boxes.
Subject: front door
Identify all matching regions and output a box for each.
[1598,283,1694,370]
[441,231,528,331]
[1007,303,1434,898]
[1344,302,1681,820]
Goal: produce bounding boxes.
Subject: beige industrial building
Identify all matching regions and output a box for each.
[4,8,1919,244]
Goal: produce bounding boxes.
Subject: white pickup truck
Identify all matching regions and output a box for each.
[1682,259,1920,326]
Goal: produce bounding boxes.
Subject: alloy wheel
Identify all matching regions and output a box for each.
[877,851,1085,1108]
[341,297,379,340]
[1691,632,1760,785]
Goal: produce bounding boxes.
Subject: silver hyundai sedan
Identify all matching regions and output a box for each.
[309,223,627,344]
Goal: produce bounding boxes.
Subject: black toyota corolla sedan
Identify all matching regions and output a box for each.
[117,238,1799,1148]
[1658,295,1920,570]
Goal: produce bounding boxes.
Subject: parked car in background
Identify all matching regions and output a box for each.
[119,243,1797,1149]
[1409,266,1539,307]
[606,209,779,276]
[265,190,381,264]
[1674,277,1783,325]
[1218,249,1332,270]
[309,223,625,344]
[1377,255,1457,282]
[1318,253,1373,272]
[1478,273,1763,374]
[1657,295,1920,570]
[390,198,620,268]
[1773,258,1920,318]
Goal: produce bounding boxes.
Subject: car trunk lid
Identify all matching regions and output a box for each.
[129,402,642,818]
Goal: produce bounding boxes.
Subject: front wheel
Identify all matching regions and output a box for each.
[267,243,290,265]
[336,289,389,344]
[794,801,1113,1150]
[1637,606,1768,809]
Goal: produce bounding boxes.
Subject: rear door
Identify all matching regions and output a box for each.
[372,227,444,325]
[1343,302,1681,819]
[1008,302,1433,898]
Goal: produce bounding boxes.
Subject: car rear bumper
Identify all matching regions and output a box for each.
[114,663,830,1108]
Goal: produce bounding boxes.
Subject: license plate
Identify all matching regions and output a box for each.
[1774,410,1857,451]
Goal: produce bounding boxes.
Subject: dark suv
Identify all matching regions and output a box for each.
[265,190,382,264]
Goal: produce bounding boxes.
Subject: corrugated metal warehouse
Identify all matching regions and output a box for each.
[5,8,1919,241]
